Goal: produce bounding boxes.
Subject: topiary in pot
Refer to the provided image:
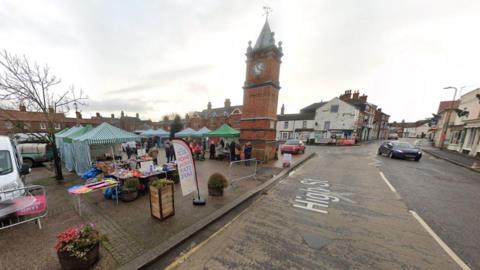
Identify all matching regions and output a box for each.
[208,173,228,196]
[121,178,140,202]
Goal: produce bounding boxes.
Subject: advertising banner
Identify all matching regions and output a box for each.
[172,139,197,196]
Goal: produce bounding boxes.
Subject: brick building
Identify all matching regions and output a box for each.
[186,99,243,130]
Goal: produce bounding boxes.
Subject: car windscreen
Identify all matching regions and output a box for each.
[0,150,13,175]
[285,140,299,145]
[394,142,414,149]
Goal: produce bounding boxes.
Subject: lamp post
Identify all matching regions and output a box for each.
[440,86,458,149]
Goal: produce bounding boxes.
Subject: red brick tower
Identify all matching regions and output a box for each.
[240,19,283,161]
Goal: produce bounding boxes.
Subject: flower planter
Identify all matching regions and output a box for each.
[149,183,174,220]
[57,243,99,270]
[208,187,223,196]
[120,190,138,202]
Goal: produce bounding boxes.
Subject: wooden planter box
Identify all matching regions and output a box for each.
[149,184,175,220]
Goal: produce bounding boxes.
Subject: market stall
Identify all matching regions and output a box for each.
[62,125,93,172]
[206,124,240,159]
[192,127,211,138]
[55,126,83,159]
[72,123,141,175]
[174,128,197,138]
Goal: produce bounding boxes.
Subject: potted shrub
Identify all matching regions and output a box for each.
[120,178,140,202]
[55,223,108,270]
[149,178,175,220]
[208,173,228,196]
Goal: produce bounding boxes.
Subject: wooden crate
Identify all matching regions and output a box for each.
[149,184,175,220]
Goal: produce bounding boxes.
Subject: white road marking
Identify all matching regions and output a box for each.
[289,170,295,176]
[379,171,397,193]
[409,210,471,270]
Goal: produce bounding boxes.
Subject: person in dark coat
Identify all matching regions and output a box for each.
[229,141,236,161]
[169,143,176,161]
[210,142,216,160]
[244,142,252,166]
[220,139,225,149]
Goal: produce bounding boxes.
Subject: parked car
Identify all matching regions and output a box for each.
[388,133,399,140]
[378,141,422,161]
[17,143,53,168]
[280,139,306,154]
[0,136,30,200]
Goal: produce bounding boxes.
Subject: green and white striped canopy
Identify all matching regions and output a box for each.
[75,122,140,145]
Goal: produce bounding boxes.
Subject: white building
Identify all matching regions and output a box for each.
[449,88,480,157]
[276,102,327,142]
[313,97,360,143]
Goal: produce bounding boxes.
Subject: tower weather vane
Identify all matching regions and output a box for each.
[263,6,273,20]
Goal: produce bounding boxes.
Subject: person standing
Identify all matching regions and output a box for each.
[235,142,241,161]
[165,140,171,162]
[229,141,236,161]
[210,142,216,160]
[169,143,176,161]
[220,139,225,149]
[244,142,252,166]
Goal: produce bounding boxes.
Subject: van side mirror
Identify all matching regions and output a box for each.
[21,164,31,175]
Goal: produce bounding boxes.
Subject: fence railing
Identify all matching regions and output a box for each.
[0,185,47,230]
[228,159,258,187]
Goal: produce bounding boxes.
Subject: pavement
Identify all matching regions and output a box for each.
[0,148,302,270]
[168,143,475,270]
[416,140,479,171]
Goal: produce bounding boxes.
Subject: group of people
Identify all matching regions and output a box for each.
[208,140,253,165]
[164,140,176,162]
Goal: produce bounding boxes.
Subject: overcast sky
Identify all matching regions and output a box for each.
[1,0,479,122]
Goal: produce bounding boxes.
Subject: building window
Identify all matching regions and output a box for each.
[284,121,289,129]
[40,122,47,130]
[23,122,31,130]
[330,105,339,113]
[55,123,61,130]
[324,121,330,130]
[281,132,289,140]
[302,121,307,128]
[5,121,13,129]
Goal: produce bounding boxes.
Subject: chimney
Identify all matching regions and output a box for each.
[111,113,114,119]
[76,111,82,119]
[339,90,352,101]
[281,104,285,115]
[224,98,231,109]
[136,113,139,119]
[207,101,212,111]
[19,103,26,112]
[48,107,54,114]
[352,90,360,100]
[96,112,101,118]
[359,94,368,102]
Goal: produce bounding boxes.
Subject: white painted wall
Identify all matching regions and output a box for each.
[276,119,315,141]
[314,98,359,133]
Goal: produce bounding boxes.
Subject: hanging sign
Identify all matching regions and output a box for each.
[172,139,197,196]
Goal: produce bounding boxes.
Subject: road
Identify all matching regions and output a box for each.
[156,142,479,270]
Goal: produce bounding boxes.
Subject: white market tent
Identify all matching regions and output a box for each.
[174,128,197,138]
[192,127,211,137]
[73,122,140,175]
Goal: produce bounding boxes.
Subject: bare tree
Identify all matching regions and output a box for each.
[0,50,86,181]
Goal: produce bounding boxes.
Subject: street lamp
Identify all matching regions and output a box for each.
[440,86,458,149]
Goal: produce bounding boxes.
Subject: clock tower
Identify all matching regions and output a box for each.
[240,19,283,161]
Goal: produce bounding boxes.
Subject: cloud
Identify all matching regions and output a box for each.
[108,64,214,94]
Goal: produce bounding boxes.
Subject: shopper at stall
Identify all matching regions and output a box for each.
[209,142,216,159]
[229,141,236,161]
[235,143,241,161]
[169,143,176,161]
[220,139,225,149]
[244,142,252,166]
[165,140,171,162]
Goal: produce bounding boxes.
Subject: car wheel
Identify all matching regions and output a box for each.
[414,157,421,162]
[377,150,381,155]
[389,152,395,159]
[23,158,34,168]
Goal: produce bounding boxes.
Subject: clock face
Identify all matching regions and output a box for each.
[252,61,266,75]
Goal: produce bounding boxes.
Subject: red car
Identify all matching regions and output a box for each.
[280,139,306,154]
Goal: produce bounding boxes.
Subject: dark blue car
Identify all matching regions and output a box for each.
[378,141,422,161]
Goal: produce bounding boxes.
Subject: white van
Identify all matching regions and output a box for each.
[0,136,29,200]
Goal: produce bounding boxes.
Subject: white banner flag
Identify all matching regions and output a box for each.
[172,139,197,196]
